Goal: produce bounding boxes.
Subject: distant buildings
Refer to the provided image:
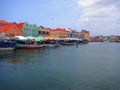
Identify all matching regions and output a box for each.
[49,28,69,39]
[66,28,90,40]
[0,20,90,40]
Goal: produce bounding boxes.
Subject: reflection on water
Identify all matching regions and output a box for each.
[0,43,120,90]
[0,48,47,64]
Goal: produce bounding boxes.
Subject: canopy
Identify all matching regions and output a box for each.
[66,38,80,40]
[15,36,27,40]
[44,37,53,40]
[36,36,45,41]
[26,36,36,40]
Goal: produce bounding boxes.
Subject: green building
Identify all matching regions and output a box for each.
[21,22,39,37]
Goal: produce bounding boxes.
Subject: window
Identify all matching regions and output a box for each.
[46,32,50,35]
[43,31,45,34]
[39,31,41,34]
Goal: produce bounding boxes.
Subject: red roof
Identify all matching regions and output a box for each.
[82,29,89,33]
[16,22,25,28]
[53,28,69,32]
[46,28,53,31]
[111,36,118,39]
[89,36,97,39]
[0,20,13,32]
[0,20,9,24]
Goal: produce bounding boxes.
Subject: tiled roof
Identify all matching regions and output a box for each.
[82,29,89,33]
[0,20,13,32]
[0,20,9,24]
[16,22,25,28]
[53,28,69,32]
[46,28,53,31]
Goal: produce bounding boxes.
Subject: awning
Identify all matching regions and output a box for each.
[36,36,45,41]
[15,36,27,40]
[44,37,53,40]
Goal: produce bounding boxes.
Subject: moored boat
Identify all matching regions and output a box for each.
[42,40,59,47]
[60,40,76,46]
[16,43,40,49]
[15,40,41,49]
[0,40,15,51]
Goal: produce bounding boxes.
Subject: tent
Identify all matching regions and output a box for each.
[44,37,53,40]
[36,36,45,41]
[26,36,36,40]
[15,36,27,40]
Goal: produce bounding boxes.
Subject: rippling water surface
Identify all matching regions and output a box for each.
[0,42,120,90]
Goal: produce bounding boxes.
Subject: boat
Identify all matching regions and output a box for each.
[60,40,76,46]
[0,39,15,51]
[15,40,41,49]
[42,40,59,47]
[16,43,41,49]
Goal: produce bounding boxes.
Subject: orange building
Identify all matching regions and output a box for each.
[0,20,23,37]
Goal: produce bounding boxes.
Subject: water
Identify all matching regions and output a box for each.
[0,42,120,90]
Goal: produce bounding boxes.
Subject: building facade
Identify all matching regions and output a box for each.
[38,26,50,37]
[50,28,69,38]
[17,22,39,37]
[0,20,23,37]
[79,29,90,40]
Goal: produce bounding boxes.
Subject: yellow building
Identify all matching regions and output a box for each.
[50,28,69,39]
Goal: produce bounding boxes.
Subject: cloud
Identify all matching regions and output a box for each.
[77,0,120,35]
[78,0,100,7]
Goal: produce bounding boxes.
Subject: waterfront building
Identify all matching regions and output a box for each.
[66,28,83,39]
[50,28,69,39]
[71,30,80,38]
[38,26,50,38]
[79,29,90,40]
[65,28,73,38]
[109,35,119,41]
[0,20,23,37]
[17,22,39,37]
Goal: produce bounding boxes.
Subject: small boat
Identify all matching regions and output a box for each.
[0,40,15,51]
[15,40,41,49]
[25,45,40,49]
[16,43,41,49]
[43,40,59,47]
[60,40,75,46]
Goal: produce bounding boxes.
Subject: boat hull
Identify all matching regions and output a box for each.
[0,47,15,51]
[43,44,58,47]
[16,44,41,49]
[25,46,40,49]
[0,41,15,51]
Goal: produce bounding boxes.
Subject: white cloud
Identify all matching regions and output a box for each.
[77,0,120,35]
[78,0,100,7]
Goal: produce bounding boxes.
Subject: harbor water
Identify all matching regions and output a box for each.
[0,42,120,90]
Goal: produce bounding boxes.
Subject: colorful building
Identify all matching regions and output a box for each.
[71,30,80,38]
[0,20,23,37]
[38,26,50,37]
[79,29,90,40]
[17,22,39,37]
[50,28,69,38]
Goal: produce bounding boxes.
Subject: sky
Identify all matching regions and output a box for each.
[0,0,120,36]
